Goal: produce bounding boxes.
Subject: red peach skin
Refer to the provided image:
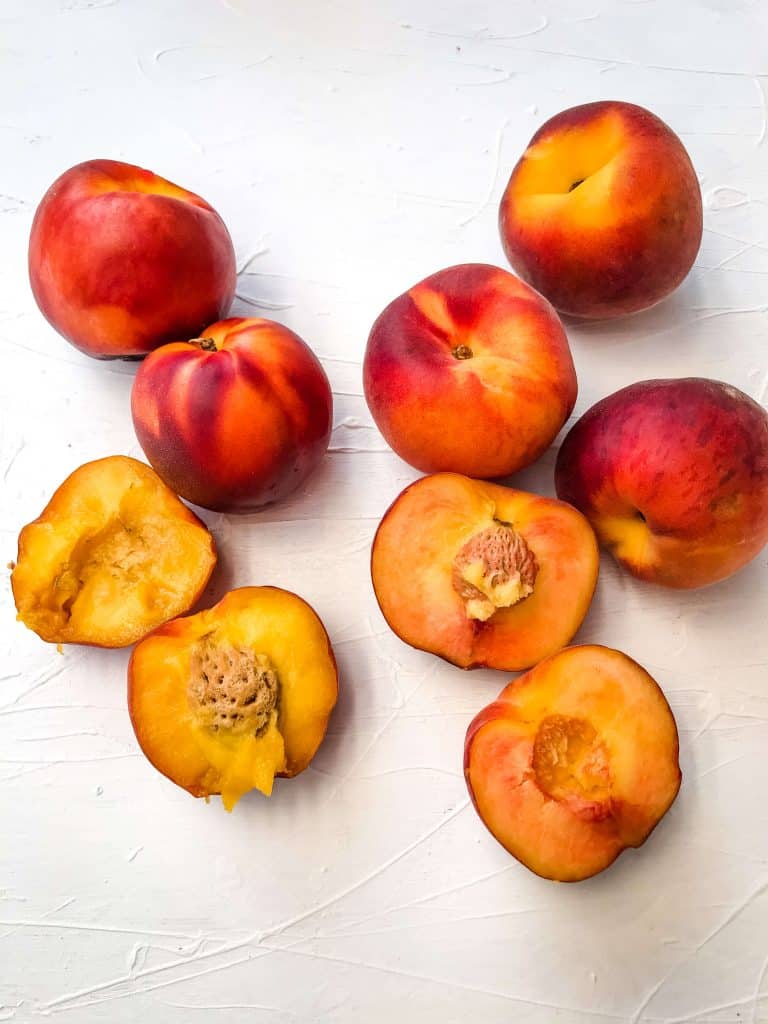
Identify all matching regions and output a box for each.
[29,159,236,358]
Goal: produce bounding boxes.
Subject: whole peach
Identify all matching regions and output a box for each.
[555,378,768,588]
[363,263,577,478]
[131,317,333,512]
[29,159,236,358]
[499,102,702,318]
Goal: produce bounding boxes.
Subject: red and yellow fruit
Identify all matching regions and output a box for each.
[371,472,598,671]
[128,586,338,810]
[363,263,576,478]
[11,456,217,647]
[28,159,236,358]
[464,645,681,881]
[131,317,333,512]
[555,378,768,588]
[499,101,702,318]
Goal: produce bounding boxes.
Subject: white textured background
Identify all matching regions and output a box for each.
[2,1,768,1021]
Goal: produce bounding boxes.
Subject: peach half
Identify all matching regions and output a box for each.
[464,645,681,882]
[11,456,216,647]
[371,473,598,671]
[128,587,338,810]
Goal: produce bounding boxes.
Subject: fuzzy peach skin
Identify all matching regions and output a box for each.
[363,263,576,478]
[464,645,681,882]
[555,378,768,589]
[128,587,338,811]
[499,102,703,318]
[371,473,598,671]
[131,317,333,512]
[28,159,236,358]
[11,456,217,647]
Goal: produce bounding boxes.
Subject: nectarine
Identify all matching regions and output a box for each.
[371,473,598,671]
[29,159,236,358]
[131,317,333,512]
[128,587,338,810]
[363,264,576,477]
[464,645,681,881]
[555,378,768,588]
[499,102,702,318]
[11,456,217,647]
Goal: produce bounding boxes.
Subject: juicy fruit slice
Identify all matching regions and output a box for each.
[128,587,338,810]
[371,473,598,671]
[464,645,681,882]
[11,456,216,647]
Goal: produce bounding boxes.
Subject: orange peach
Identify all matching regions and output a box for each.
[555,378,768,588]
[131,317,333,512]
[11,456,217,647]
[128,587,338,810]
[499,102,702,318]
[464,645,681,882]
[363,263,576,477]
[28,159,236,358]
[371,473,598,671]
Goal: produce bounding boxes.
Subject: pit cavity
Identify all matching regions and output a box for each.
[452,520,538,622]
[532,714,611,805]
[188,637,279,737]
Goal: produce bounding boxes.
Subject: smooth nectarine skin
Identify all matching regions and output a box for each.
[499,102,702,318]
[371,473,598,671]
[464,645,681,882]
[131,317,333,512]
[128,587,338,810]
[29,159,236,358]
[555,378,768,588]
[11,456,217,647]
[363,263,576,477]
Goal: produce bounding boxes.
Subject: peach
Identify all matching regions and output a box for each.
[128,587,338,810]
[464,645,681,882]
[11,456,217,647]
[131,317,333,512]
[28,159,236,358]
[499,102,702,318]
[555,378,768,588]
[363,263,576,477]
[371,473,598,671]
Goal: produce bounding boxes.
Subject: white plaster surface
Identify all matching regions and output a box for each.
[1,1,768,1021]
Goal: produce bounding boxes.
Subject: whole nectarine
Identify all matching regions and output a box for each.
[499,102,702,318]
[29,159,236,358]
[363,263,576,478]
[555,378,768,588]
[131,317,333,512]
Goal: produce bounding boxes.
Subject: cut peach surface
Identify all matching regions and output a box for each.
[128,587,338,811]
[11,456,216,647]
[371,473,599,671]
[464,645,681,882]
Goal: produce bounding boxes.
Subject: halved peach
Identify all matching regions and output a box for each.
[371,473,598,671]
[128,587,338,810]
[11,456,216,647]
[465,645,681,882]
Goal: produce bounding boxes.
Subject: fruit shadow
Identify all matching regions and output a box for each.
[560,277,703,351]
